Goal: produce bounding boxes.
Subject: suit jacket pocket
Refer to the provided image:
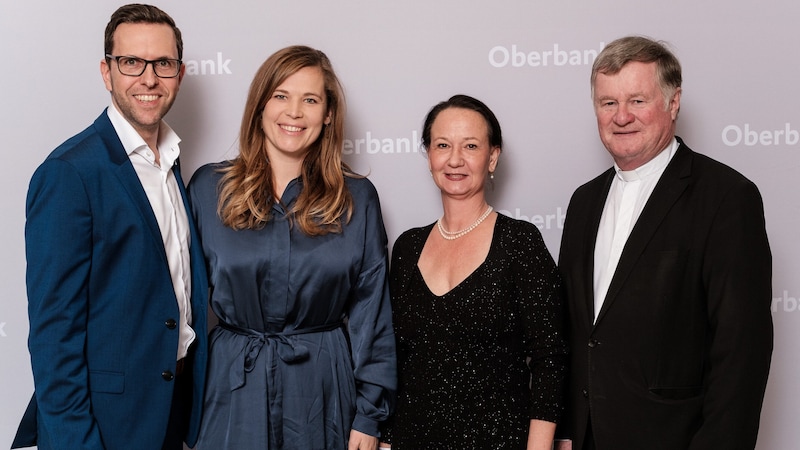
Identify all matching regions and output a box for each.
[89,370,124,394]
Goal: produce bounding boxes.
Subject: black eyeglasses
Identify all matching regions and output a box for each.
[105,54,182,78]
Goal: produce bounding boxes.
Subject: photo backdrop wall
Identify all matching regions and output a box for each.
[2,1,797,447]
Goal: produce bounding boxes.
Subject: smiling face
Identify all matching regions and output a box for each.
[427,107,500,201]
[261,66,331,164]
[101,22,183,145]
[593,61,680,170]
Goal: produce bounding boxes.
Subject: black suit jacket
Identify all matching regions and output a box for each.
[558,138,772,449]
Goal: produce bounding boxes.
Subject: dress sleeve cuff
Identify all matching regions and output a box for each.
[351,414,381,438]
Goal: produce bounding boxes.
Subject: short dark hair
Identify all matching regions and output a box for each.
[104,4,183,60]
[421,94,503,150]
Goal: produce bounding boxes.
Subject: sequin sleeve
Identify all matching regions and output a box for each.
[502,216,568,423]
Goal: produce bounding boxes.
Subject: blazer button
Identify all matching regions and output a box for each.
[582,389,589,398]
[162,370,175,381]
[588,339,599,348]
[165,319,177,329]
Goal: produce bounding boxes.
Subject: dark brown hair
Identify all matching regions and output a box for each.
[104,4,183,59]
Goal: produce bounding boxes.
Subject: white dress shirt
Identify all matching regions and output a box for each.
[107,104,195,360]
[592,138,679,322]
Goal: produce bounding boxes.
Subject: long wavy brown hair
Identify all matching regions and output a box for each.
[217,45,354,235]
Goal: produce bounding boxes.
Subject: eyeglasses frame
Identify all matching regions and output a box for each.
[104,54,183,78]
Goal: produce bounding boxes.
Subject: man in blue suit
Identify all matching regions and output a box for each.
[12,4,207,449]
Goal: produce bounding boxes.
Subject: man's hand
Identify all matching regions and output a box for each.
[554,439,573,450]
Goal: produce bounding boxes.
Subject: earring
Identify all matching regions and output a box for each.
[489,171,494,180]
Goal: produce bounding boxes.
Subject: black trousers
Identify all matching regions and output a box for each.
[161,371,191,450]
[583,417,596,450]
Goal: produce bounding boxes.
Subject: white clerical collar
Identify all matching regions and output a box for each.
[614,138,678,182]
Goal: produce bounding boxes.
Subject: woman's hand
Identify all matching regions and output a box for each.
[348,429,378,450]
[526,419,557,450]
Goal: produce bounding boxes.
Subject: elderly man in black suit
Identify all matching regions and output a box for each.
[557,36,773,450]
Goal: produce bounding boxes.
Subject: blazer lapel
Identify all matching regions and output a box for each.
[93,111,169,260]
[594,141,693,325]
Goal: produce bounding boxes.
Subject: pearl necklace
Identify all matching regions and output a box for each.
[436,206,493,240]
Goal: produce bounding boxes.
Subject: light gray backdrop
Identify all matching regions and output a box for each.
[2,1,797,448]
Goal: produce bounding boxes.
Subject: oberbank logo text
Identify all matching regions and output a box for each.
[489,43,605,68]
[722,123,799,147]
[772,291,800,313]
[498,207,566,231]
[344,131,422,155]
[184,52,233,76]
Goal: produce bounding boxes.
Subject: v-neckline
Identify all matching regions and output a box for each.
[414,217,499,298]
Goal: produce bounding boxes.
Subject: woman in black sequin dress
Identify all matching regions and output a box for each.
[380,95,567,450]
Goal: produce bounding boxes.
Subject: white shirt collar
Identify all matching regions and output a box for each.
[106,102,182,168]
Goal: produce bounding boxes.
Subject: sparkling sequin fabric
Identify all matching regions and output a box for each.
[382,214,568,449]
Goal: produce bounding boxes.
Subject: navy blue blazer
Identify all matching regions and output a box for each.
[558,138,772,449]
[13,111,208,449]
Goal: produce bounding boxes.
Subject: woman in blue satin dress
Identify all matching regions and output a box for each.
[188,46,396,450]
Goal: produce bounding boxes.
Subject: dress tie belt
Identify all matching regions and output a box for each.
[218,320,343,448]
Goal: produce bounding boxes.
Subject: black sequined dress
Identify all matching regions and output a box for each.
[382,214,567,449]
